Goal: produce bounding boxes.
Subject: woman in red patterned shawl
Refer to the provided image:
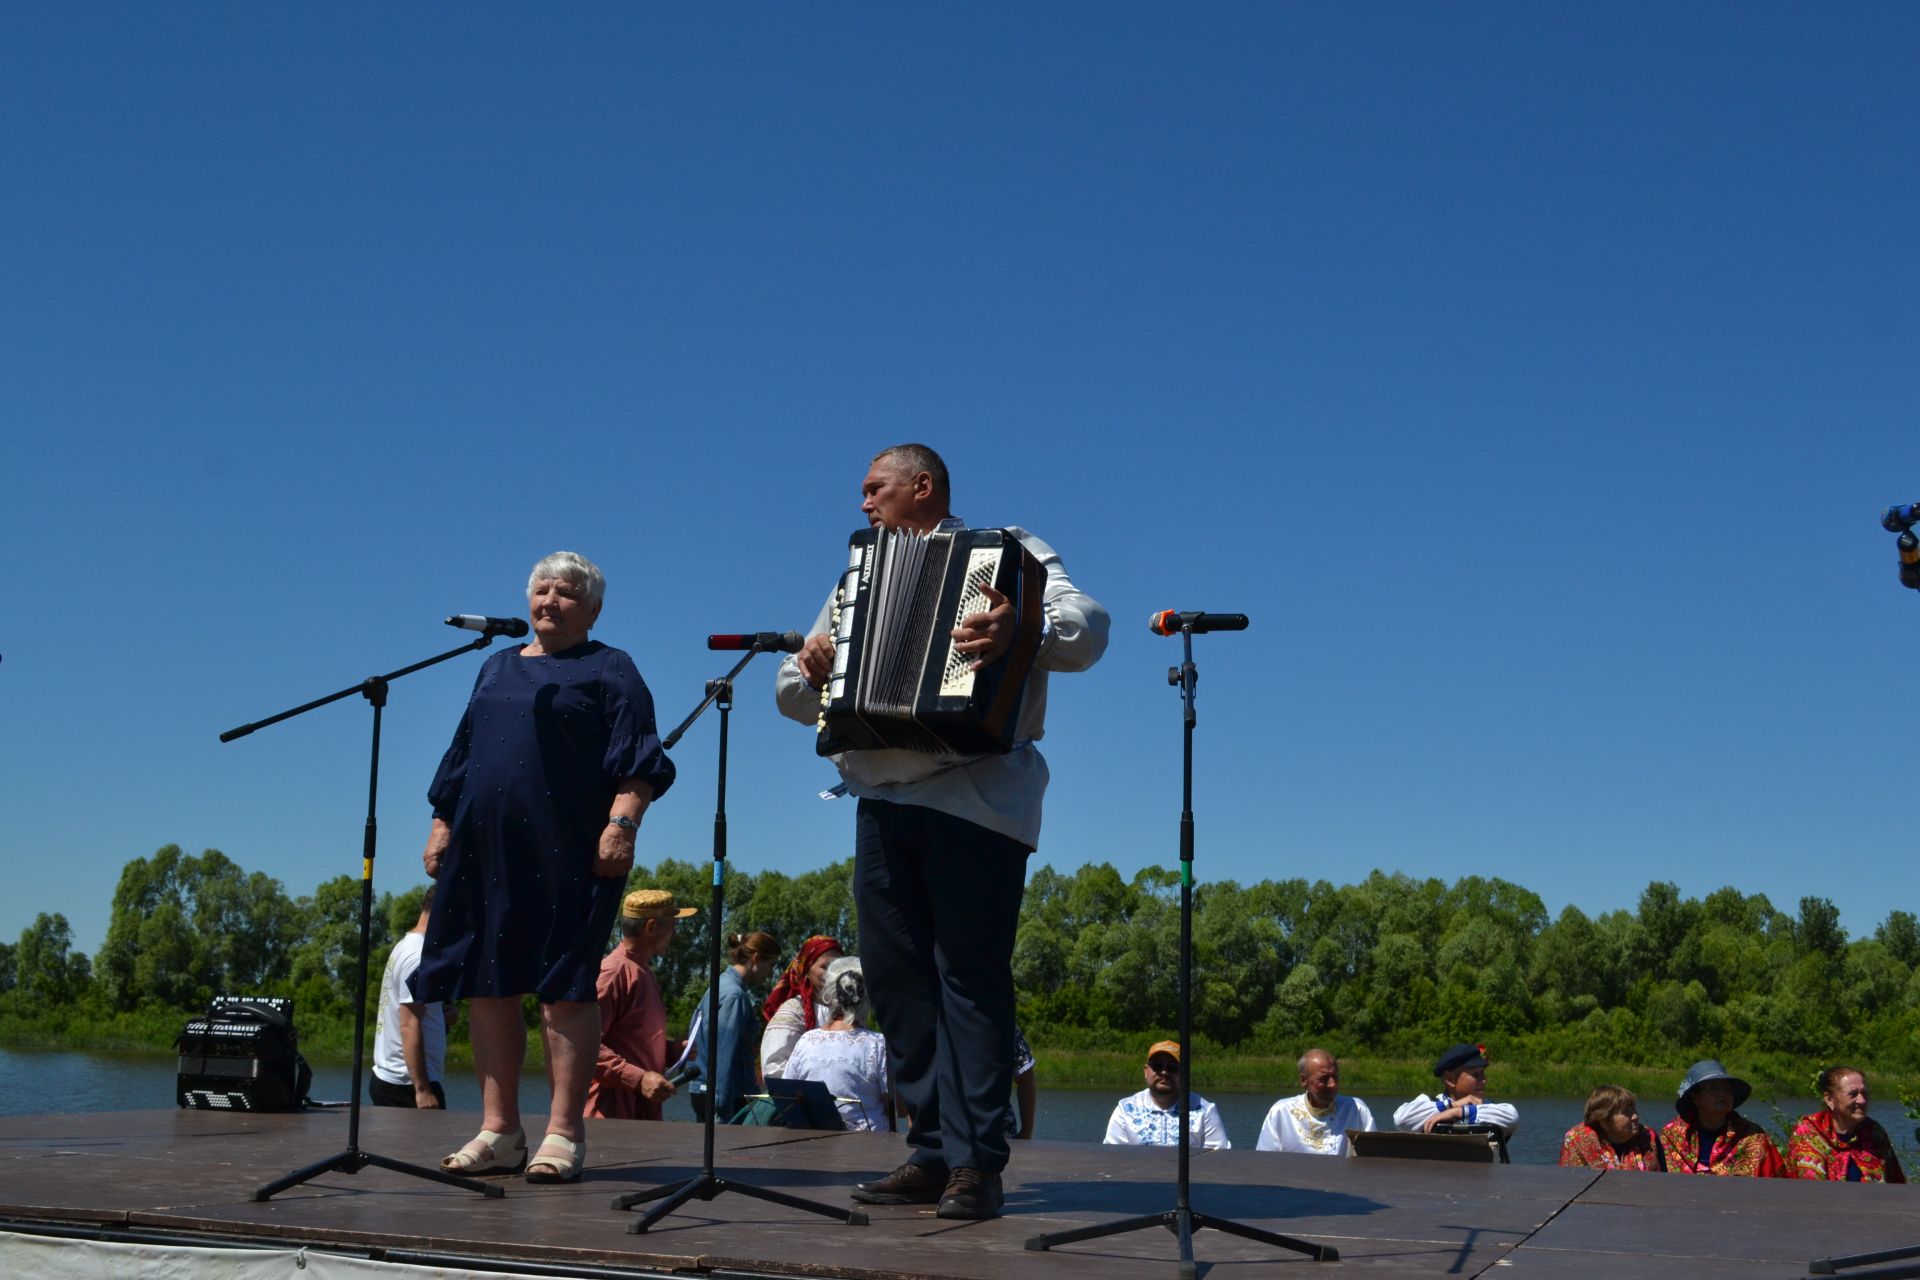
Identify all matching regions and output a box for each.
[1657,1059,1787,1178]
[1559,1084,1666,1171]
[758,935,844,1077]
[1788,1066,1906,1183]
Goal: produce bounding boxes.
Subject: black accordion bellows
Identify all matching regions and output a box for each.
[817,527,1045,757]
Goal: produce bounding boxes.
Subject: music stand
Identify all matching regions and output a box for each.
[1350,1129,1500,1164]
[1025,622,1335,1276]
[1430,1121,1511,1163]
[758,1078,851,1131]
[609,640,866,1232]
[222,635,503,1202]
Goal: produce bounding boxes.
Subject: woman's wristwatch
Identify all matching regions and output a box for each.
[607,815,638,832]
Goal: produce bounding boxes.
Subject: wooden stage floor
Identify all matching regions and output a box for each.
[0,1107,1913,1278]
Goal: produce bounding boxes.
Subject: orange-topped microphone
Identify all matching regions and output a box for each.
[1148,611,1249,636]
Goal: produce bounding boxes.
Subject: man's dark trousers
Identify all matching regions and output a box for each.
[854,797,1028,1175]
[368,1075,446,1107]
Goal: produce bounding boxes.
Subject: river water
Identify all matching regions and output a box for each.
[2,1046,1870,1168]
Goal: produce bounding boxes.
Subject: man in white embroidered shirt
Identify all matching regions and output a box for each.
[1103,1040,1231,1150]
[1256,1047,1374,1156]
[1392,1041,1521,1137]
[777,443,1108,1220]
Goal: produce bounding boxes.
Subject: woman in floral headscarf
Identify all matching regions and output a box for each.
[759,935,844,1077]
[1788,1066,1906,1183]
[1559,1084,1665,1171]
[1658,1059,1786,1177]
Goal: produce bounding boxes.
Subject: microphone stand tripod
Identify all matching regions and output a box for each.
[1026,623,1335,1277]
[610,639,866,1232]
[222,635,504,1202]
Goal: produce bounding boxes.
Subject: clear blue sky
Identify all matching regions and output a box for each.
[5,4,1917,957]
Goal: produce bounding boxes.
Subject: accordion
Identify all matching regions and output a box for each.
[817,527,1045,756]
[175,995,310,1111]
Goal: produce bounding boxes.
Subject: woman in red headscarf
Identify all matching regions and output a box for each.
[759,935,844,1077]
[1788,1066,1906,1183]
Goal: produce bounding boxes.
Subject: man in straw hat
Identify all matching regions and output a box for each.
[586,888,698,1122]
[1657,1059,1786,1177]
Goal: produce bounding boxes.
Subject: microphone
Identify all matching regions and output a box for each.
[708,631,805,654]
[1885,503,1920,534]
[445,614,530,638]
[1148,610,1250,636]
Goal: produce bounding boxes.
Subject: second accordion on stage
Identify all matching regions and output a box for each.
[816,526,1045,756]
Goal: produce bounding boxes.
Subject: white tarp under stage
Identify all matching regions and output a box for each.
[0,1231,645,1280]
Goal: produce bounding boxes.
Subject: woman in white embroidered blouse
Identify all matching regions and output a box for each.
[780,957,891,1132]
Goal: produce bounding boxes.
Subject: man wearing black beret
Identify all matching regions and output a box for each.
[1392,1042,1520,1136]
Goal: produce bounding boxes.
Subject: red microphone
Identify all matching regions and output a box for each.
[1148,611,1249,636]
[707,632,805,653]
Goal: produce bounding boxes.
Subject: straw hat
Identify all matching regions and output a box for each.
[621,888,698,921]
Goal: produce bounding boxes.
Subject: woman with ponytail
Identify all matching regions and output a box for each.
[689,930,781,1122]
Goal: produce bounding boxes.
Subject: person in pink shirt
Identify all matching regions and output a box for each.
[585,889,697,1133]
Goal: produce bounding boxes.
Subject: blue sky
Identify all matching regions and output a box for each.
[4,4,1917,957]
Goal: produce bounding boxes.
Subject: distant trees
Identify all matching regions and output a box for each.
[7,844,1920,1074]
[11,913,92,1007]
[96,845,302,1010]
[1006,864,1920,1072]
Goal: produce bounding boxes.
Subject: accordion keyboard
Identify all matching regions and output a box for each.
[939,548,1004,696]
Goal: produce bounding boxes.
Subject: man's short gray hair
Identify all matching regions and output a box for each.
[872,443,950,503]
[527,551,605,607]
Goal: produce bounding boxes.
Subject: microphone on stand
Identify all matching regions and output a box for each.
[708,632,805,654]
[1884,503,1920,533]
[1148,611,1250,636]
[445,614,530,638]
[1899,533,1920,592]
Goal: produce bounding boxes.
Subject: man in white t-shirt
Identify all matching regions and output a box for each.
[1103,1039,1230,1150]
[370,886,446,1108]
[1257,1047,1374,1156]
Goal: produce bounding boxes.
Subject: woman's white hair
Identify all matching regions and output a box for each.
[527,551,606,607]
[822,956,870,1027]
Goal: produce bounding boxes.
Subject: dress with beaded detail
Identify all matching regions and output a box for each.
[410,640,675,1004]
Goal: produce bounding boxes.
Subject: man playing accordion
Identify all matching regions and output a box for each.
[776,443,1108,1219]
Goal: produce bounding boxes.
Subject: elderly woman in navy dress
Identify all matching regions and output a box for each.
[412,551,676,1183]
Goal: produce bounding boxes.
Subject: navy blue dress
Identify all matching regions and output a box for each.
[411,640,676,1004]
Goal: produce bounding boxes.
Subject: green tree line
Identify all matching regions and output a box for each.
[3,844,1915,1080]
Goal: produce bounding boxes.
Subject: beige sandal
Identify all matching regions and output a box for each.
[441,1127,526,1176]
[525,1133,585,1184]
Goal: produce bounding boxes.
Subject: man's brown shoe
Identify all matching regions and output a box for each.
[936,1167,1004,1220]
[851,1161,948,1205]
